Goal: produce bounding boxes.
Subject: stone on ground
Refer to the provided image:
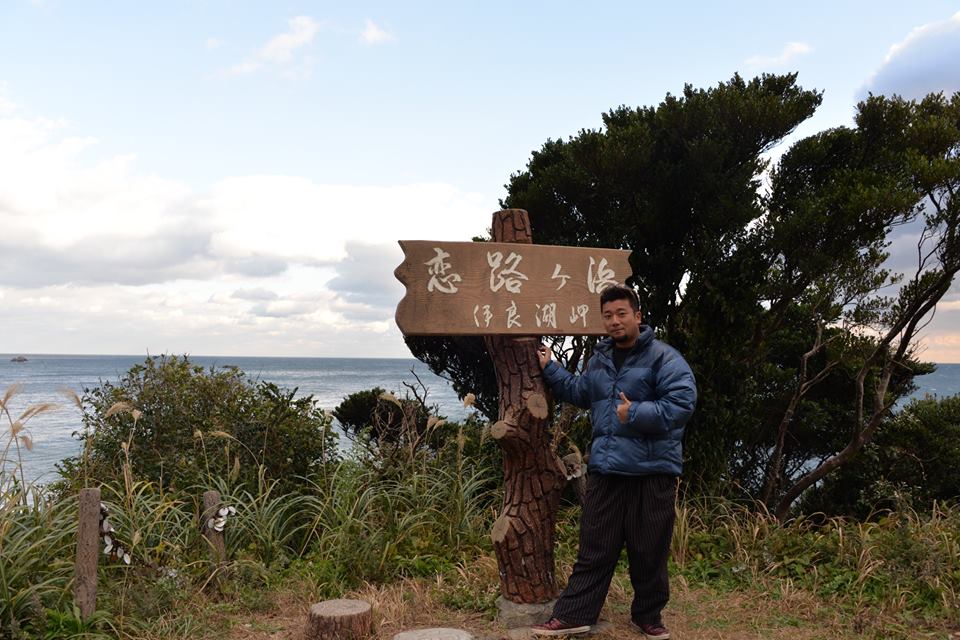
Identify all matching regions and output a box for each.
[495,596,555,628]
[393,629,474,640]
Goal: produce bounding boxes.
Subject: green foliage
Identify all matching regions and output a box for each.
[216,471,323,569]
[57,355,338,493]
[671,496,960,620]
[0,476,77,638]
[332,386,389,434]
[802,394,960,517]
[406,76,960,517]
[42,604,114,639]
[0,407,501,636]
[298,429,500,587]
[333,386,430,449]
[4,421,960,636]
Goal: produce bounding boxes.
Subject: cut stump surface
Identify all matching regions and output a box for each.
[304,599,372,640]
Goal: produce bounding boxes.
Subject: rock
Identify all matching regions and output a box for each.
[495,596,555,628]
[393,629,474,640]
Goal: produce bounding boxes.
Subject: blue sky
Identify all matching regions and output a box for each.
[1,1,958,360]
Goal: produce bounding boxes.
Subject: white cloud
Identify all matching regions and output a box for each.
[0,94,16,116]
[205,37,223,50]
[227,60,263,76]
[225,16,321,77]
[881,11,960,67]
[0,97,492,357]
[360,20,394,45]
[744,41,812,68]
[232,288,279,301]
[261,16,321,62]
[861,10,960,98]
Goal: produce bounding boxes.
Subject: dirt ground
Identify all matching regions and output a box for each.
[221,573,960,640]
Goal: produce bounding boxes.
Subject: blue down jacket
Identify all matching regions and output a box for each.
[542,326,697,476]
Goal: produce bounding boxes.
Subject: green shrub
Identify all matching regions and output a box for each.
[802,394,960,517]
[333,386,430,451]
[57,355,338,493]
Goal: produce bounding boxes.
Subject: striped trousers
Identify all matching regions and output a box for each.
[552,473,677,626]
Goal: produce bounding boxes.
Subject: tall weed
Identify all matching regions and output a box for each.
[0,474,77,637]
[671,495,960,622]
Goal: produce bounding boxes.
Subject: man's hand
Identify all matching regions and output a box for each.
[537,346,552,369]
[617,392,631,423]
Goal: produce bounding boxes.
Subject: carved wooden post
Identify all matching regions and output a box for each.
[485,209,567,603]
[74,487,100,619]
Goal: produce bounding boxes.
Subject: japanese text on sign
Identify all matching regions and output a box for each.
[395,240,633,336]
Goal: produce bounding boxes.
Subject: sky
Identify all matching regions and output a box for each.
[0,1,958,361]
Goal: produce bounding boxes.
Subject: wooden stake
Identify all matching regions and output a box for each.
[201,490,226,570]
[74,487,100,620]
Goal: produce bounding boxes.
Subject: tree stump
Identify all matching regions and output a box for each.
[484,209,568,604]
[304,599,372,640]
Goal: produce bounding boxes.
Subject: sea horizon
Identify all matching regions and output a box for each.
[5,351,960,365]
[2,353,959,487]
[2,352,419,360]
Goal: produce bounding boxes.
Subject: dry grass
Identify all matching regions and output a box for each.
[215,555,960,640]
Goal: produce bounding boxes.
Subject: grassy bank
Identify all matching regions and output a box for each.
[2,457,958,639]
[2,366,957,639]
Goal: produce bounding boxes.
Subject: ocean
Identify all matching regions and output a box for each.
[0,354,471,485]
[1,354,958,486]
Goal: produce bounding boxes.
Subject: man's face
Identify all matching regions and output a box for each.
[601,298,642,345]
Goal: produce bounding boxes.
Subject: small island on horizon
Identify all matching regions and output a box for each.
[10,356,27,362]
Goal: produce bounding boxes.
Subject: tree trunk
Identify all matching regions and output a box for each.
[485,209,567,604]
[305,599,372,640]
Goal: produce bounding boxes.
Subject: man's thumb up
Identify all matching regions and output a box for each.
[617,392,631,424]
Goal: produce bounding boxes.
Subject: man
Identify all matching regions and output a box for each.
[531,284,697,639]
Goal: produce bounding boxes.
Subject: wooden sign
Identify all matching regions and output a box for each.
[394,240,632,335]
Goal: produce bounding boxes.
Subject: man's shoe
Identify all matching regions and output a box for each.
[632,620,670,640]
[531,617,591,636]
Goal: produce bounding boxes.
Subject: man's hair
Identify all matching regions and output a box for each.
[599,284,640,312]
